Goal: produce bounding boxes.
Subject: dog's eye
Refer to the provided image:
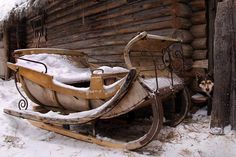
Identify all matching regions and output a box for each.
[201,82,205,85]
[207,80,212,84]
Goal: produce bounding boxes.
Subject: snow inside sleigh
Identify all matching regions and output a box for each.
[4,32,190,150]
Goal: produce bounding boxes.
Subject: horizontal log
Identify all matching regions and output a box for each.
[46,16,190,45]
[27,28,177,50]
[80,45,125,56]
[184,58,193,70]
[89,9,172,31]
[45,19,174,47]
[172,29,194,43]
[182,44,193,57]
[192,59,208,69]
[192,50,207,60]
[173,17,192,29]
[172,3,192,18]
[191,11,207,25]
[95,0,171,21]
[45,1,128,29]
[190,0,206,11]
[87,54,124,63]
[191,38,207,49]
[190,24,207,38]
[46,0,96,22]
[0,41,3,48]
[28,6,173,41]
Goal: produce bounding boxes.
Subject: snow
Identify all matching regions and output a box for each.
[1,79,236,157]
[17,53,92,84]
[140,76,182,91]
[5,77,126,121]
[0,0,28,21]
[16,53,129,84]
[0,79,145,157]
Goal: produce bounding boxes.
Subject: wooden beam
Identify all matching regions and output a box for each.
[230,0,236,130]
[192,59,208,69]
[210,0,233,132]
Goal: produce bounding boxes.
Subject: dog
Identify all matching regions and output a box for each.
[197,74,214,115]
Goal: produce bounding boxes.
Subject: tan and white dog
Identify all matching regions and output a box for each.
[197,74,214,115]
[199,79,214,97]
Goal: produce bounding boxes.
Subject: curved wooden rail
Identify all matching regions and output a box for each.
[4,69,137,125]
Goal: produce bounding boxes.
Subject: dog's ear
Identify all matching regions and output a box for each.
[195,72,203,83]
[206,72,214,81]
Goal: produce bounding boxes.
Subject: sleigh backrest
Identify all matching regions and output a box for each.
[124,32,184,79]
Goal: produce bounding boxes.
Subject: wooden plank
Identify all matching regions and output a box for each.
[172,29,193,43]
[192,59,208,69]
[191,11,207,25]
[173,17,192,29]
[190,24,207,38]
[210,0,232,130]
[172,3,192,18]
[0,41,3,48]
[190,0,206,11]
[45,15,173,43]
[192,50,207,60]
[46,0,96,22]
[182,44,193,58]
[45,21,175,49]
[191,38,207,49]
[46,0,128,29]
[207,0,217,75]
[87,54,124,63]
[230,0,236,130]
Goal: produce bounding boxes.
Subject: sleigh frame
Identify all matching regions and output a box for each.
[4,32,190,150]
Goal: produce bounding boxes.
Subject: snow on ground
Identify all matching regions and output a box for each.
[0,78,236,157]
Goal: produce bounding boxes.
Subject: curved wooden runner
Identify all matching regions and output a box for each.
[28,94,163,150]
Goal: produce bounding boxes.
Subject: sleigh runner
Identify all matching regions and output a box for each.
[4,32,190,150]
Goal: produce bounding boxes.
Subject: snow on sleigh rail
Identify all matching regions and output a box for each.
[4,31,190,150]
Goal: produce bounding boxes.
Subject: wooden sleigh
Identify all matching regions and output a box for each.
[4,32,190,150]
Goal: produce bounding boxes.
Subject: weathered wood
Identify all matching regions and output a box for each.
[191,11,207,25]
[0,41,3,48]
[191,38,207,49]
[190,0,206,11]
[230,0,236,130]
[172,29,193,43]
[207,0,217,76]
[192,50,207,60]
[46,0,96,23]
[210,0,233,131]
[190,24,207,38]
[46,0,128,29]
[192,59,208,69]
[45,16,174,45]
[172,3,192,18]
[173,17,192,29]
[182,44,193,57]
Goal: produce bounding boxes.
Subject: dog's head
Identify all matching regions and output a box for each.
[198,74,214,96]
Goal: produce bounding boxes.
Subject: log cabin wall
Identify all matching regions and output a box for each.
[190,0,208,75]
[25,0,193,68]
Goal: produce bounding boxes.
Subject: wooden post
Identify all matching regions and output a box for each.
[230,0,236,130]
[210,0,235,132]
[207,0,217,73]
